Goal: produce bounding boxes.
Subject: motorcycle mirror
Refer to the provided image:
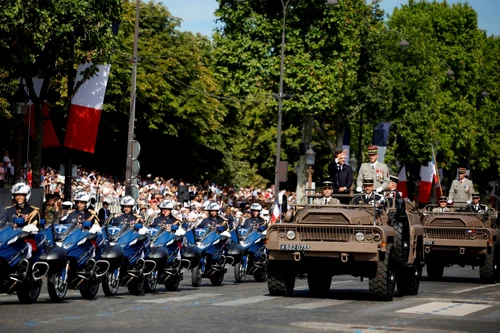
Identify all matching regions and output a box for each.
[171,224,179,231]
[14,217,25,226]
[182,223,188,229]
[258,225,266,232]
[82,221,92,229]
[216,225,224,233]
[134,222,143,230]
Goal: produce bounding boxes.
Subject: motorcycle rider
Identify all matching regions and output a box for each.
[197,202,228,232]
[111,195,144,228]
[150,199,179,228]
[62,191,100,227]
[240,203,268,231]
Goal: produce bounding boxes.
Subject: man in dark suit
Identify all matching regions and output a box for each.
[98,201,111,225]
[328,150,353,203]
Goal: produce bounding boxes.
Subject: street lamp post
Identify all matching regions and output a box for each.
[236,0,338,203]
[306,145,316,204]
[12,81,30,183]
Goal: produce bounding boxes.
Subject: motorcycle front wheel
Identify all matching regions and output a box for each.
[17,280,42,304]
[102,270,120,296]
[234,262,247,283]
[191,265,203,287]
[127,276,145,295]
[144,273,158,293]
[80,281,99,299]
[48,272,68,302]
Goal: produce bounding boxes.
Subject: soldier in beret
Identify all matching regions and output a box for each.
[356,145,389,194]
[447,168,475,210]
[314,180,340,205]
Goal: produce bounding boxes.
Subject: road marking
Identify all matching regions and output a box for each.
[451,284,500,294]
[397,301,492,317]
[212,295,276,307]
[135,293,221,304]
[290,322,463,332]
[284,299,351,310]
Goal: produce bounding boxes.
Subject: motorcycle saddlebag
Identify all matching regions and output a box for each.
[226,243,244,265]
[182,246,201,268]
[100,245,125,271]
[38,246,68,275]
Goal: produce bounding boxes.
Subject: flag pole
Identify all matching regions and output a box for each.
[431,145,443,197]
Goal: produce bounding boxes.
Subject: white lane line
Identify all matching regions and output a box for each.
[451,284,500,294]
[397,301,492,317]
[135,293,221,304]
[295,280,354,290]
[284,299,351,310]
[212,295,276,307]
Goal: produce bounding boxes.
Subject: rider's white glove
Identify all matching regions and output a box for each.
[89,224,102,234]
[175,228,186,236]
[376,187,383,193]
[220,231,231,238]
[138,226,149,235]
[356,187,362,193]
[22,224,39,234]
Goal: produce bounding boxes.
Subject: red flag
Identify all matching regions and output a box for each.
[397,165,408,199]
[64,105,102,153]
[63,63,110,154]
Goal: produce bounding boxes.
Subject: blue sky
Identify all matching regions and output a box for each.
[161,0,500,37]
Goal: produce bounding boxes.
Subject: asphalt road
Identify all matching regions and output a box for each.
[1,265,499,333]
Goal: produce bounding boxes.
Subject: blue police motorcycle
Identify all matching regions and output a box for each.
[42,220,109,301]
[185,225,234,287]
[0,219,51,303]
[231,226,268,283]
[145,223,200,292]
[101,218,154,296]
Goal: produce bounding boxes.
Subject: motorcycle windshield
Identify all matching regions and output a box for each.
[53,222,77,241]
[194,227,210,242]
[107,219,128,240]
[0,223,23,250]
[237,227,252,241]
[151,229,176,247]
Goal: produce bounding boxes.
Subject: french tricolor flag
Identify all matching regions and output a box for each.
[372,122,391,162]
[63,63,111,154]
[418,161,438,204]
[397,166,408,199]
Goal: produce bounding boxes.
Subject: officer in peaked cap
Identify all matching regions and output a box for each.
[314,180,340,205]
[432,196,452,213]
[356,145,389,194]
[353,178,385,206]
[447,167,475,210]
[464,193,488,214]
[385,175,402,200]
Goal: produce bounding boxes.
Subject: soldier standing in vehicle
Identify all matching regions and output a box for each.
[447,168,475,210]
[356,146,389,194]
[432,196,453,213]
[313,180,340,205]
[464,193,488,214]
[353,178,385,206]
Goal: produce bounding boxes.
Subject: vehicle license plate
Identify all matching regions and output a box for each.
[280,244,310,251]
[423,240,434,245]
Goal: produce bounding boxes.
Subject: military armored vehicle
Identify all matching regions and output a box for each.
[420,204,499,283]
[266,195,424,301]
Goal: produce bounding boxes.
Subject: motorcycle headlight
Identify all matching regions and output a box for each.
[166,239,175,246]
[129,239,138,246]
[77,237,88,246]
[213,239,220,245]
[109,242,116,246]
[7,236,19,245]
[286,230,296,240]
[56,241,63,247]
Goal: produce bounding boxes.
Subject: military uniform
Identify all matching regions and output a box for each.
[353,177,385,206]
[464,193,488,214]
[110,212,143,226]
[314,180,341,205]
[448,168,475,208]
[198,215,227,231]
[356,146,389,191]
[240,216,267,230]
[62,208,100,226]
[432,196,454,213]
[1,204,41,226]
[150,215,179,228]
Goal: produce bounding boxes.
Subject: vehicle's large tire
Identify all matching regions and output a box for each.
[495,245,500,283]
[307,271,332,297]
[393,222,409,268]
[267,261,295,297]
[79,281,99,299]
[191,265,203,287]
[143,273,158,293]
[102,271,120,296]
[426,260,444,281]
[479,251,497,284]
[165,276,180,291]
[234,262,247,283]
[369,244,396,301]
[47,272,68,302]
[209,271,224,286]
[253,269,267,282]
[127,276,145,295]
[17,280,42,304]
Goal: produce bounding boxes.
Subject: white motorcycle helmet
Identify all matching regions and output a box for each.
[250,203,262,212]
[120,195,135,206]
[11,182,31,201]
[73,191,90,203]
[159,199,175,210]
[206,202,220,211]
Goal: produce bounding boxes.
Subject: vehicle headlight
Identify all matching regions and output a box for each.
[77,237,87,246]
[109,242,116,246]
[365,233,373,241]
[213,239,220,245]
[286,230,296,240]
[129,239,138,246]
[7,236,19,245]
[63,242,74,249]
[166,239,174,246]
[373,233,381,242]
[355,232,365,242]
[56,241,63,247]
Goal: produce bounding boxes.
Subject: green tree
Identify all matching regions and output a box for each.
[1,0,122,187]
